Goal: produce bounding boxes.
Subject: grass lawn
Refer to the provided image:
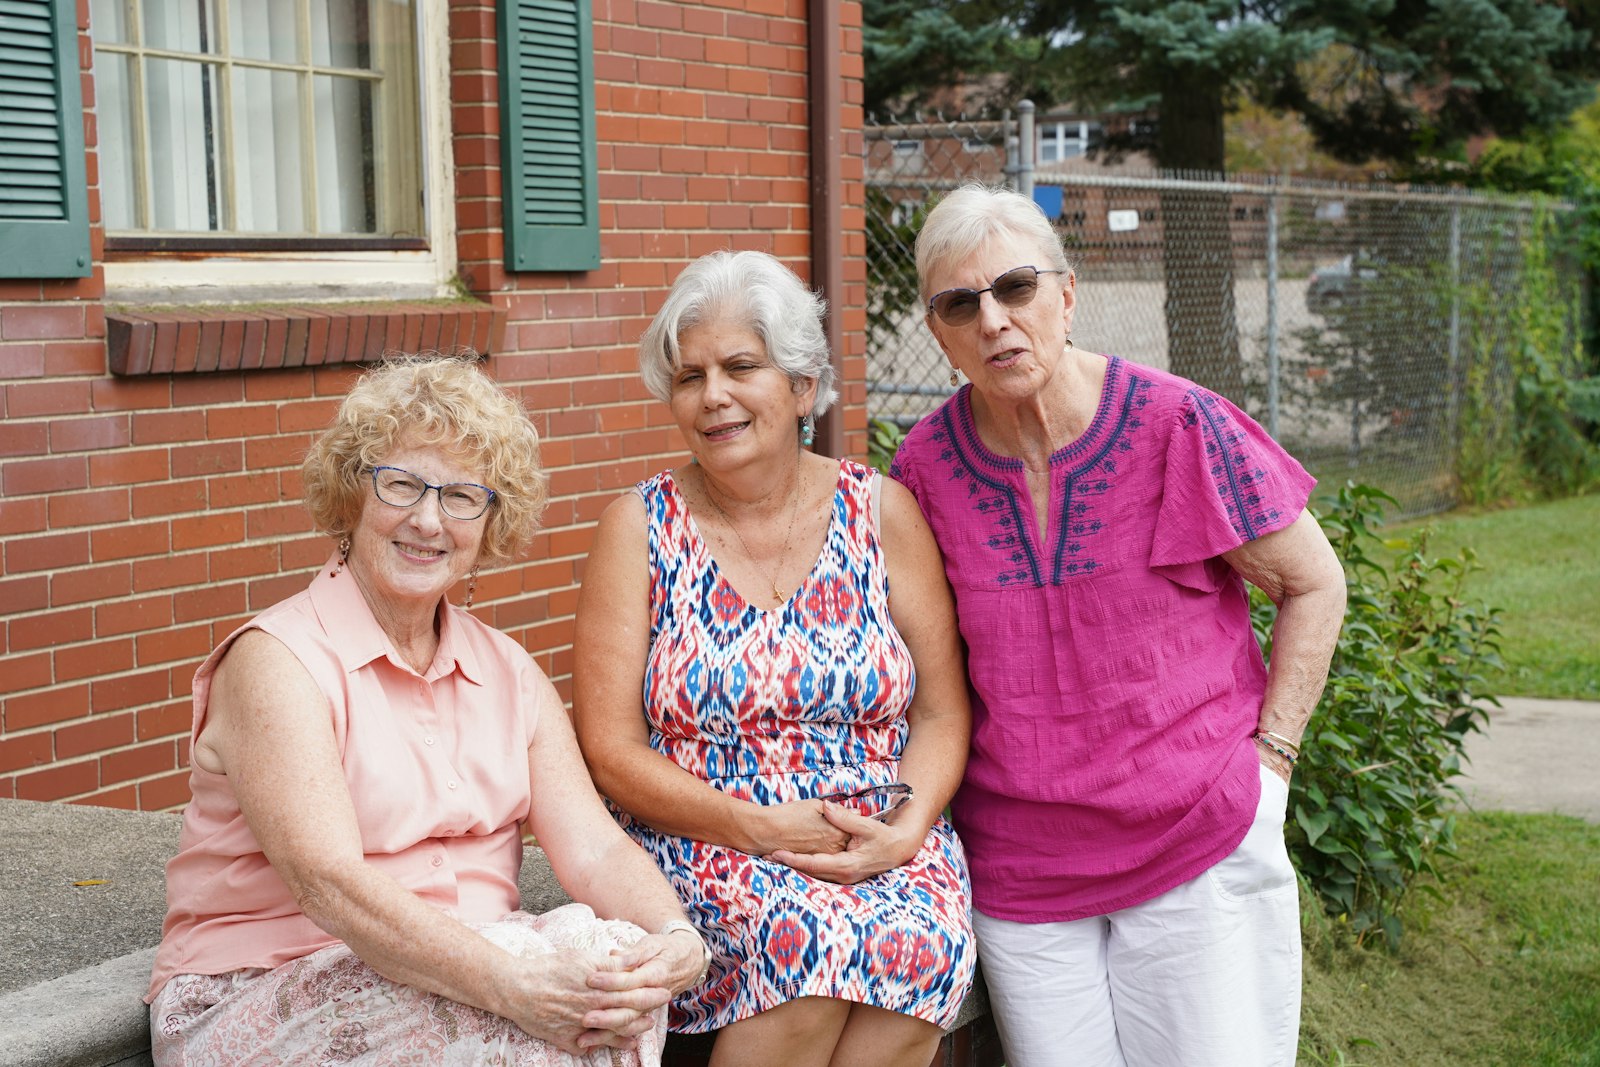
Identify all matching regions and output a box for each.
[1294,492,1600,1064]
[1390,492,1600,699]
[1300,812,1600,1066]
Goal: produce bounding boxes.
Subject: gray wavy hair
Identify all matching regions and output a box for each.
[915,183,1075,302]
[637,250,838,418]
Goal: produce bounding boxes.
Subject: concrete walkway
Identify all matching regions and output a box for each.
[1453,695,1600,823]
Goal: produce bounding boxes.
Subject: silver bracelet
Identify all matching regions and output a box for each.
[1252,731,1299,766]
[1260,729,1302,756]
[658,919,711,987]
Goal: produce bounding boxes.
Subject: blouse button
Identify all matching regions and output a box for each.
[424,736,435,746]
[430,855,443,867]
[447,780,458,790]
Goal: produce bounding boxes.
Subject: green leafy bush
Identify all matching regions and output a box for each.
[1454,201,1600,504]
[1255,483,1504,946]
[866,417,907,475]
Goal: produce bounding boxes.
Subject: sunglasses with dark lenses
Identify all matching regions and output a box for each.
[927,265,1065,326]
[817,782,914,822]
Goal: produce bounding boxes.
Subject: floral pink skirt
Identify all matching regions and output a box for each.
[149,904,667,1067]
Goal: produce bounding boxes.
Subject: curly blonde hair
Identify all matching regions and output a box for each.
[302,356,547,566]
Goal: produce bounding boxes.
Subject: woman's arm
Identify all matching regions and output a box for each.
[201,631,674,1054]
[516,667,707,1038]
[1222,508,1348,780]
[767,477,972,884]
[573,492,849,858]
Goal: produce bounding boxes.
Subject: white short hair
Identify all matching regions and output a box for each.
[915,183,1075,302]
[638,251,838,418]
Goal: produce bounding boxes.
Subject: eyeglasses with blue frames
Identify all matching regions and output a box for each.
[926,265,1065,327]
[368,466,497,521]
[818,782,914,822]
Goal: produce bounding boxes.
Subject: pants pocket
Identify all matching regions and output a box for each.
[1206,765,1296,901]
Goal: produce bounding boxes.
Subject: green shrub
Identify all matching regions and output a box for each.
[1455,203,1600,504]
[1256,483,1504,946]
[866,416,907,475]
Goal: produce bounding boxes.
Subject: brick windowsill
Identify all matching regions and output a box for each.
[105,300,507,376]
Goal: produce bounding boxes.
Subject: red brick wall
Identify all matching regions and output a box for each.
[0,0,866,809]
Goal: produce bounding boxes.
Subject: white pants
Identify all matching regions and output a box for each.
[973,765,1300,1067]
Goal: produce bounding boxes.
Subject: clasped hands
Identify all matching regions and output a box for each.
[520,928,704,1055]
[761,798,922,885]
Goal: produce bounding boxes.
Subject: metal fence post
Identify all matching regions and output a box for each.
[1447,202,1463,468]
[1018,100,1035,200]
[1266,190,1280,438]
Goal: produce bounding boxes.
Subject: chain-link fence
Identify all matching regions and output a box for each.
[866,113,1587,518]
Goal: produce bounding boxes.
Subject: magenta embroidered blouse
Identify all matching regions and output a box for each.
[890,356,1316,922]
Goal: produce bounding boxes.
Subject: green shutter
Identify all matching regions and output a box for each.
[497,0,599,273]
[0,0,90,278]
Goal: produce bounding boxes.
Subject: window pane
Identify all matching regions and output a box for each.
[227,0,298,64]
[92,0,129,43]
[311,0,368,69]
[314,75,374,233]
[96,53,139,229]
[143,0,219,53]
[100,0,420,238]
[144,58,222,230]
[232,67,306,232]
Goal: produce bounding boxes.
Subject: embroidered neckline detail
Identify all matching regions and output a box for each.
[930,358,1151,587]
[948,355,1126,473]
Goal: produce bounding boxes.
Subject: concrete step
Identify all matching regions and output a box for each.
[0,798,996,1067]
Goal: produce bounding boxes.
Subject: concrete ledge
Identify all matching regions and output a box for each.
[0,798,997,1067]
[0,950,158,1067]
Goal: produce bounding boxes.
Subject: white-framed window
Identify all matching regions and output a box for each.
[1037,121,1100,164]
[92,0,457,301]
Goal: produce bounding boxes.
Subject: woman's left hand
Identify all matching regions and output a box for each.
[1258,745,1294,785]
[763,801,924,884]
[564,935,690,1053]
[584,928,704,1008]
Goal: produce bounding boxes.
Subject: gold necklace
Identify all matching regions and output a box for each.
[698,467,803,606]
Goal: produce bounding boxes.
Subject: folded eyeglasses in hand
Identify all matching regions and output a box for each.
[817,782,914,822]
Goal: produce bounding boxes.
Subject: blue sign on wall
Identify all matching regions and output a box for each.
[1033,185,1064,220]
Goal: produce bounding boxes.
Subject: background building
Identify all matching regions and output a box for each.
[0,0,868,809]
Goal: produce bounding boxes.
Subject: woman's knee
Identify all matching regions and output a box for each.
[830,1003,942,1067]
[709,997,852,1067]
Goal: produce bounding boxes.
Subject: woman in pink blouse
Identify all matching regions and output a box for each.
[889,185,1348,1067]
[146,357,707,1067]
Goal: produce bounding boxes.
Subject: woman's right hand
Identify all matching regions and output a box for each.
[506,948,669,1055]
[741,798,851,856]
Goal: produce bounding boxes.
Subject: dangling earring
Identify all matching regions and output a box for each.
[800,415,816,447]
[948,367,960,388]
[464,565,479,609]
[331,536,351,577]
[1065,337,1074,350]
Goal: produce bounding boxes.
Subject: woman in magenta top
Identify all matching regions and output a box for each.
[889,185,1347,1067]
[146,357,707,1067]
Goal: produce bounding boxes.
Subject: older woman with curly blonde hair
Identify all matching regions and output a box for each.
[147,357,708,1067]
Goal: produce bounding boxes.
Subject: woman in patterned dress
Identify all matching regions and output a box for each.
[146,357,708,1066]
[573,251,976,1067]
[889,184,1348,1067]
